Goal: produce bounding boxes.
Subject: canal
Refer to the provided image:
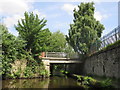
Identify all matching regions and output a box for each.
[2,76,83,88]
[2,76,120,89]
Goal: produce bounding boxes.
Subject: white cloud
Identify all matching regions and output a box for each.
[61,4,78,15]
[0,0,32,36]
[94,11,110,21]
[3,9,46,28]
[18,0,119,2]
[0,0,31,15]
[0,0,47,36]
[3,15,24,28]
[33,9,46,18]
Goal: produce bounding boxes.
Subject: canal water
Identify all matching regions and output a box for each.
[2,76,120,89]
[2,76,83,88]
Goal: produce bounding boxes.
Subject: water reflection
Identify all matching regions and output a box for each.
[2,76,82,88]
[48,76,82,88]
[2,78,50,88]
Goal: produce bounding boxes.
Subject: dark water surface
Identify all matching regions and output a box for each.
[2,76,83,88]
[2,76,120,89]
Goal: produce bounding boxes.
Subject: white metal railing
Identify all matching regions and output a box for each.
[45,52,79,59]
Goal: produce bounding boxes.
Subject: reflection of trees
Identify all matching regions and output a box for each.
[48,77,82,88]
[2,78,50,88]
[3,77,84,88]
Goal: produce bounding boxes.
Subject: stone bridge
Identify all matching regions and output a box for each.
[40,52,82,75]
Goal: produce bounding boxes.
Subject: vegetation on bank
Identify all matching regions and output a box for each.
[1,12,73,79]
[73,74,114,88]
[1,24,49,79]
[51,69,115,89]
[88,40,120,57]
[101,40,120,51]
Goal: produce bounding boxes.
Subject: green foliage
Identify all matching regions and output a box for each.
[13,68,22,78]
[24,67,34,77]
[15,12,51,56]
[1,11,71,79]
[40,69,49,77]
[1,23,48,79]
[73,74,114,88]
[1,24,27,78]
[14,12,52,78]
[15,12,71,53]
[74,74,97,84]
[53,64,64,71]
[60,70,69,75]
[98,78,112,87]
[38,63,50,77]
[66,2,104,56]
[101,40,120,51]
[49,30,66,52]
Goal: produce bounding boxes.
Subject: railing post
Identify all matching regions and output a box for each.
[118,26,120,40]
[103,37,106,48]
[46,52,47,57]
[115,28,117,41]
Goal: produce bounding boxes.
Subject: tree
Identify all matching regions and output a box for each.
[49,31,66,52]
[15,12,51,56]
[66,2,104,56]
[1,24,27,78]
[1,24,49,78]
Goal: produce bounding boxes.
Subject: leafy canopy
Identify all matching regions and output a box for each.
[49,31,66,52]
[66,2,104,55]
[1,24,28,77]
[15,12,51,56]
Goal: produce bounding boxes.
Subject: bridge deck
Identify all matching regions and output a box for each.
[42,57,70,60]
[42,57,82,64]
[42,57,79,60]
[49,60,82,64]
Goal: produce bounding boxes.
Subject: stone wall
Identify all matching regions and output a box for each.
[11,59,27,77]
[42,59,50,75]
[83,45,120,79]
[10,59,49,78]
[41,45,120,79]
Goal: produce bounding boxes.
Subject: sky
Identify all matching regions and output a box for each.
[0,0,119,37]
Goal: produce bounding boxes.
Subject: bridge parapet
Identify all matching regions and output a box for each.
[40,52,79,59]
[42,57,82,64]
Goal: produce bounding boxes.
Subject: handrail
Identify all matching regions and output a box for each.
[100,26,120,48]
[39,52,79,59]
[89,26,120,55]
